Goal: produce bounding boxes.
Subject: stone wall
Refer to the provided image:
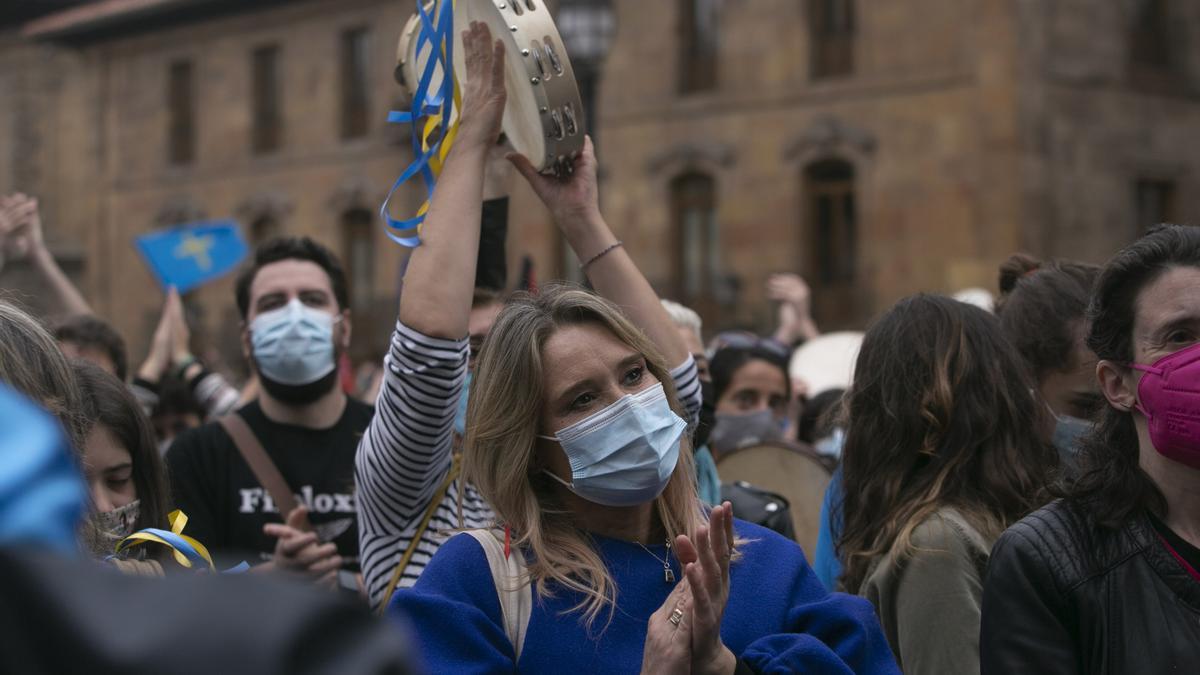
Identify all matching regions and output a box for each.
[3,0,1199,362]
[1015,0,1200,263]
[597,0,1015,330]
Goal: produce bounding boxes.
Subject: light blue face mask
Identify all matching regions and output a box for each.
[454,371,472,436]
[250,298,338,386]
[1051,412,1092,458]
[539,383,687,507]
[815,427,846,459]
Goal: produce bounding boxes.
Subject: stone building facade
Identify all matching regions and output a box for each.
[1,0,1198,368]
[594,0,1200,329]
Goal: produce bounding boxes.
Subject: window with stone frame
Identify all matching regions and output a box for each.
[251,45,282,154]
[679,0,719,94]
[1129,0,1178,92]
[340,27,371,139]
[809,0,855,80]
[342,207,375,313]
[671,172,720,310]
[1134,178,1177,235]
[167,59,195,165]
[805,159,858,326]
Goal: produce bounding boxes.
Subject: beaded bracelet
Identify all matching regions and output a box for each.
[581,240,624,271]
[173,355,199,380]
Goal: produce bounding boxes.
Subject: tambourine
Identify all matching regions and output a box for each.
[395,0,586,174]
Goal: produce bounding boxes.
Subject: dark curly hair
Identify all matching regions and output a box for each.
[234,237,348,319]
[1068,224,1200,527]
[995,253,1099,385]
[838,294,1055,592]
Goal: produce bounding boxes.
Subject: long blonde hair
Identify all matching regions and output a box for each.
[0,300,85,448]
[463,284,706,627]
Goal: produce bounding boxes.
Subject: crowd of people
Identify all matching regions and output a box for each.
[0,23,1197,674]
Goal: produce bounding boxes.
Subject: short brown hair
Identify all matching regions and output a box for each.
[52,314,128,382]
[471,287,505,310]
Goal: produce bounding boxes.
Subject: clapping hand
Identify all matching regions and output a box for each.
[138,288,190,383]
[641,503,739,675]
[0,193,45,262]
[167,287,195,368]
[768,273,819,344]
[262,506,342,588]
[641,577,694,675]
[674,502,738,675]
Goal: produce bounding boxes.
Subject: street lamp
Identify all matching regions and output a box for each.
[555,0,616,151]
[555,0,617,281]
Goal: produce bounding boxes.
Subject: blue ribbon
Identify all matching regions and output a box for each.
[380,0,459,248]
[110,524,250,574]
[127,527,209,566]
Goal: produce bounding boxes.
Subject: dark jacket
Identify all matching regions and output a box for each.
[0,548,418,675]
[980,498,1200,674]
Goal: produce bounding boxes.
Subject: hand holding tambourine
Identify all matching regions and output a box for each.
[456,21,507,151]
[509,135,601,227]
[397,0,586,175]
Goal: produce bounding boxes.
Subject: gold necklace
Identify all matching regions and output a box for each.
[636,539,675,583]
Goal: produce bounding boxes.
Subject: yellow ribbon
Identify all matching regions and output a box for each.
[115,509,216,571]
[405,0,462,239]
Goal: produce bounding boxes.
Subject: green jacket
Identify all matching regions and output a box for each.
[858,507,993,675]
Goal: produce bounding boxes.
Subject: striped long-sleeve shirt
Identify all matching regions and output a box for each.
[355,320,703,608]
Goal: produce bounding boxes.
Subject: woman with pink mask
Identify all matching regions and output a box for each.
[981,224,1200,673]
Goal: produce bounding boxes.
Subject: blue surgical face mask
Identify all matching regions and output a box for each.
[250,299,338,386]
[815,426,846,459]
[454,371,473,436]
[539,383,687,507]
[1050,411,1092,458]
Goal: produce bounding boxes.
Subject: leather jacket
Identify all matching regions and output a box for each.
[980,498,1200,674]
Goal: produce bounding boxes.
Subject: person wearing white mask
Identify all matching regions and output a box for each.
[166,237,365,588]
[370,24,898,672]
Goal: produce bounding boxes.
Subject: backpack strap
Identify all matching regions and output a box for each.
[218,413,308,530]
[376,454,462,615]
[464,528,531,663]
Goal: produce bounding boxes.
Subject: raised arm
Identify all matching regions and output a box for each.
[0,194,93,316]
[355,22,507,607]
[768,273,819,346]
[397,23,507,339]
[509,138,693,392]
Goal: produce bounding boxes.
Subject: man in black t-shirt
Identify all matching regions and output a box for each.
[167,238,368,585]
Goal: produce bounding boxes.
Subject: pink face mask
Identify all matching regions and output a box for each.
[1132,341,1200,470]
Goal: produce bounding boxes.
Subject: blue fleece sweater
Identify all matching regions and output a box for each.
[390,519,898,674]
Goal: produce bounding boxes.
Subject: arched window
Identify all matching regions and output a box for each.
[679,0,718,93]
[809,0,855,80]
[1129,0,1175,90]
[340,28,371,139]
[804,159,857,325]
[167,59,195,165]
[1134,178,1176,235]
[671,172,719,307]
[251,44,282,154]
[342,208,375,313]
